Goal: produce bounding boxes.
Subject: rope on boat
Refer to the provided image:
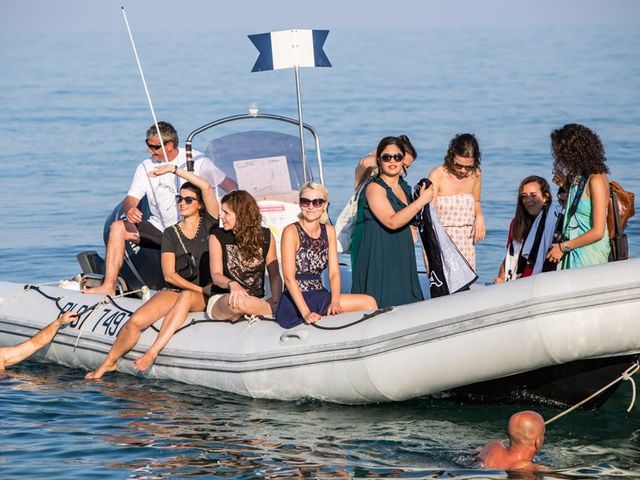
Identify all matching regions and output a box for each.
[72,288,149,350]
[545,361,639,425]
[18,285,391,334]
[173,315,278,334]
[21,284,269,336]
[73,296,111,351]
[310,307,394,330]
[24,284,67,313]
[17,284,147,349]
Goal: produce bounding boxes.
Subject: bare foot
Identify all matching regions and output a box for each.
[82,283,116,296]
[133,352,157,372]
[85,360,117,380]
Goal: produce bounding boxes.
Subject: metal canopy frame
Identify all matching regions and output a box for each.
[185,112,325,186]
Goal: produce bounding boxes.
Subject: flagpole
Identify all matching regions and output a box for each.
[294,65,309,183]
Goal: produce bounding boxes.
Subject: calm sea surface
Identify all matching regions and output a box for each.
[0,26,639,478]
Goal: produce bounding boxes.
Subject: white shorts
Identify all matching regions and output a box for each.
[206,293,226,319]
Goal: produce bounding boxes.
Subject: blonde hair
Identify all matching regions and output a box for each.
[298,182,329,224]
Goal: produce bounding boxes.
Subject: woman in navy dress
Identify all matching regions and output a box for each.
[277,183,377,328]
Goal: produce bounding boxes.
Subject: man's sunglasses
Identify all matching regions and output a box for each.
[299,197,326,208]
[175,195,198,205]
[146,139,165,151]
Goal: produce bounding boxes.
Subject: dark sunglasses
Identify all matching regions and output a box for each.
[175,195,198,205]
[453,161,475,171]
[380,153,404,162]
[146,139,164,151]
[299,197,326,208]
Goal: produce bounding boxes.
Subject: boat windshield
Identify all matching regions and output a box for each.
[203,130,316,202]
[190,116,323,243]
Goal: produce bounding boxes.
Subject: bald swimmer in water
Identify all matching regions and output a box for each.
[0,311,77,371]
[477,410,548,472]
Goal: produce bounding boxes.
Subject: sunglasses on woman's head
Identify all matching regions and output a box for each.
[299,197,326,208]
[175,195,198,205]
[380,153,404,162]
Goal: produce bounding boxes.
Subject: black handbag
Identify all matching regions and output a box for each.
[611,234,629,262]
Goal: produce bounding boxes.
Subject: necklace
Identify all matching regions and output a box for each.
[178,215,202,241]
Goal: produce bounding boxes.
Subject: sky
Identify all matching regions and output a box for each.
[2,0,639,32]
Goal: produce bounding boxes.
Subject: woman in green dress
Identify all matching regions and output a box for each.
[351,136,433,308]
[545,124,611,269]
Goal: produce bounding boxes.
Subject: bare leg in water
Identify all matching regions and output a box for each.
[85,290,179,379]
[133,290,206,372]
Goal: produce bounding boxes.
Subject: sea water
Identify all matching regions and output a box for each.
[0,27,639,478]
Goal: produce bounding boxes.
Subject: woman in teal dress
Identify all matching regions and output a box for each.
[351,136,433,308]
[545,124,611,269]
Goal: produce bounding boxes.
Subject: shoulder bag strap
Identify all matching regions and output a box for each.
[172,224,190,256]
[611,188,622,235]
[563,173,588,233]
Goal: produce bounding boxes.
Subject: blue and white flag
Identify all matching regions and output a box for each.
[248,29,331,72]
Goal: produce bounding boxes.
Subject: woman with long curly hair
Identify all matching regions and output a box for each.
[207,190,282,320]
[545,124,610,269]
[495,176,560,283]
[428,133,485,270]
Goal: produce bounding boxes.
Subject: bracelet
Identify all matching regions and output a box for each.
[226,279,233,289]
[173,165,178,174]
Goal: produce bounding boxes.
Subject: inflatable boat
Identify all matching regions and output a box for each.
[1,256,639,406]
[1,110,638,407]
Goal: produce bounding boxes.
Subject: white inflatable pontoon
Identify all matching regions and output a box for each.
[1,258,638,405]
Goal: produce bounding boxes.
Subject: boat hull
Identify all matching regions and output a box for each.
[446,354,639,408]
[1,259,639,405]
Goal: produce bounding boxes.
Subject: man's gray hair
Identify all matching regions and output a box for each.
[146,121,179,146]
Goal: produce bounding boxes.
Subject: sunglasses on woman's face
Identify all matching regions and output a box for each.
[453,161,475,171]
[380,153,404,163]
[175,195,198,205]
[299,197,326,208]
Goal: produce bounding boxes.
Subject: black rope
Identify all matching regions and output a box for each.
[25,284,60,302]
[26,285,126,327]
[174,315,278,334]
[24,284,386,334]
[25,285,66,314]
[105,296,134,315]
[310,307,393,330]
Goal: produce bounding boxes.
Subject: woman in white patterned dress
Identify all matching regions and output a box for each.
[427,133,485,270]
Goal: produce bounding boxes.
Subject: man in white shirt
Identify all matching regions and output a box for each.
[83,121,236,296]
